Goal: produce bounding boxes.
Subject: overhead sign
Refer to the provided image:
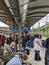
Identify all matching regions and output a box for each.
[22,20,28,26]
[5,20,10,25]
[23,27,30,31]
[13,27,18,31]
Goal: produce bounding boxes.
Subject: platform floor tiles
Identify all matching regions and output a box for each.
[27,49,46,65]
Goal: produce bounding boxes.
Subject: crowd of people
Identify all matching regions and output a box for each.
[0,32,49,65]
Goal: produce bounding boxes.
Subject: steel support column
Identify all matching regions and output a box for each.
[38,22,41,38]
[46,15,48,36]
[18,23,22,51]
[10,21,15,40]
[15,0,22,50]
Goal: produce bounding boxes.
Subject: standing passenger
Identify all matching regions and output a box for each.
[27,32,34,48]
[33,35,41,61]
[15,34,18,50]
[6,34,12,45]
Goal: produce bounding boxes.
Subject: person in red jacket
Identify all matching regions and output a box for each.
[1,35,6,46]
[0,33,6,47]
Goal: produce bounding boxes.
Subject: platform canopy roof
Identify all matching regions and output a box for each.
[0,0,22,27]
[0,0,49,27]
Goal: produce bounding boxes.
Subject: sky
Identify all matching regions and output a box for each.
[0,21,9,27]
[30,14,49,29]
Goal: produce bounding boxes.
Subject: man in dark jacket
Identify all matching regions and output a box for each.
[6,34,12,45]
[27,32,34,48]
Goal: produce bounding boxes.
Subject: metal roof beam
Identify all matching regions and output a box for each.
[27,20,39,21]
[8,7,17,10]
[0,16,8,18]
[26,19,40,21]
[26,16,44,19]
[0,17,9,20]
[0,0,15,21]
[28,6,49,11]
[20,0,37,7]
[14,0,21,22]
[0,17,10,20]
[27,12,49,15]
[29,20,37,22]
[21,6,49,14]
[26,17,42,19]
[0,12,7,15]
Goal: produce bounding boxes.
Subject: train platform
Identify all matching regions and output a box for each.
[27,49,46,65]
